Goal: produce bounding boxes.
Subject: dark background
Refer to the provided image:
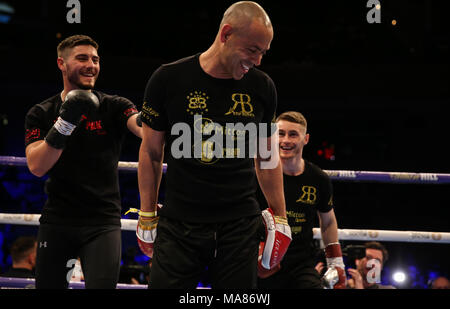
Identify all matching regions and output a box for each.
[0,0,449,288]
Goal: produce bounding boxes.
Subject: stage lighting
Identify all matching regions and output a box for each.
[393,271,406,283]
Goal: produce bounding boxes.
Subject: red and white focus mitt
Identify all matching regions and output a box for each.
[258,208,292,273]
[257,243,282,278]
[322,242,346,289]
[125,205,162,258]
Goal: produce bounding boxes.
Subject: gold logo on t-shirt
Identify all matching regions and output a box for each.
[186,91,209,115]
[328,195,334,206]
[142,102,160,123]
[225,93,254,117]
[296,185,317,205]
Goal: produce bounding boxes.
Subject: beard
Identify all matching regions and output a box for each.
[76,82,95,90]
[66,68,97,90]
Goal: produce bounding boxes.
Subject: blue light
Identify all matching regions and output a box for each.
[135,253,151,264]
[428,271,439,281]
[0,14,11,24]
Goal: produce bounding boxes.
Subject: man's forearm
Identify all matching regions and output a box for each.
[138,143,163,212]
[320,217,339,245]
[26,140,63,177]
[255,158,287,217]
[127,114,143,139]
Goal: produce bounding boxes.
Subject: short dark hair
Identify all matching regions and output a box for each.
[365,241,389,265]
[57,34,99,58]
[10,236,37,263]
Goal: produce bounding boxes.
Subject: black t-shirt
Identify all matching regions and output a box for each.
[141,53,277,223]
[24,90,138,226]
[0,267,35,278]
[257,160,333,263]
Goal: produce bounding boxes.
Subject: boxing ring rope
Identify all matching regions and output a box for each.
[0,155,164,173]
[0,213,449,244]
[2,155,450,183]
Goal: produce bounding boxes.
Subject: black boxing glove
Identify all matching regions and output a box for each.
[45,90,99,149]
[59,90,99,125]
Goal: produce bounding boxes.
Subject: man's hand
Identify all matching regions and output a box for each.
[136,211,158,258]
[45,90,99,149]
[323,242,346,289]
[126,205,162,258]
[347,268,364,289]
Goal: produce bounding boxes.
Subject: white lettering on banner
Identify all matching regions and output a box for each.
[339,171,356,178]
[420,174,438,181]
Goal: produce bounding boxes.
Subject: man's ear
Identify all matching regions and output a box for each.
[220,24,233,43]
[57,57,65,73]
[304,133,310,145]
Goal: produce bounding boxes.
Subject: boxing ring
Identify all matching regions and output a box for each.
[1,155,449,289]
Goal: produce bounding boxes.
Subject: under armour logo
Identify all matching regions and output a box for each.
[39,241,47,248]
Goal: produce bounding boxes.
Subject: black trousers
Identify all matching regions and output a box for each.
[257,260,323,289]
[149,215,264,289]
[35,223,121,289]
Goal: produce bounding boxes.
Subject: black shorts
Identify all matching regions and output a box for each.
[149,215,264,289]
[257,261,323,289]
[35,223,121,289]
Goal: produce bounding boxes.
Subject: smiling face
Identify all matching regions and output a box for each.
[220,19,273,80]
[58,44,100,90]
[277,120,309,161]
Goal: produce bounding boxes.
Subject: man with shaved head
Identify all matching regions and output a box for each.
[137,2,291,288]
